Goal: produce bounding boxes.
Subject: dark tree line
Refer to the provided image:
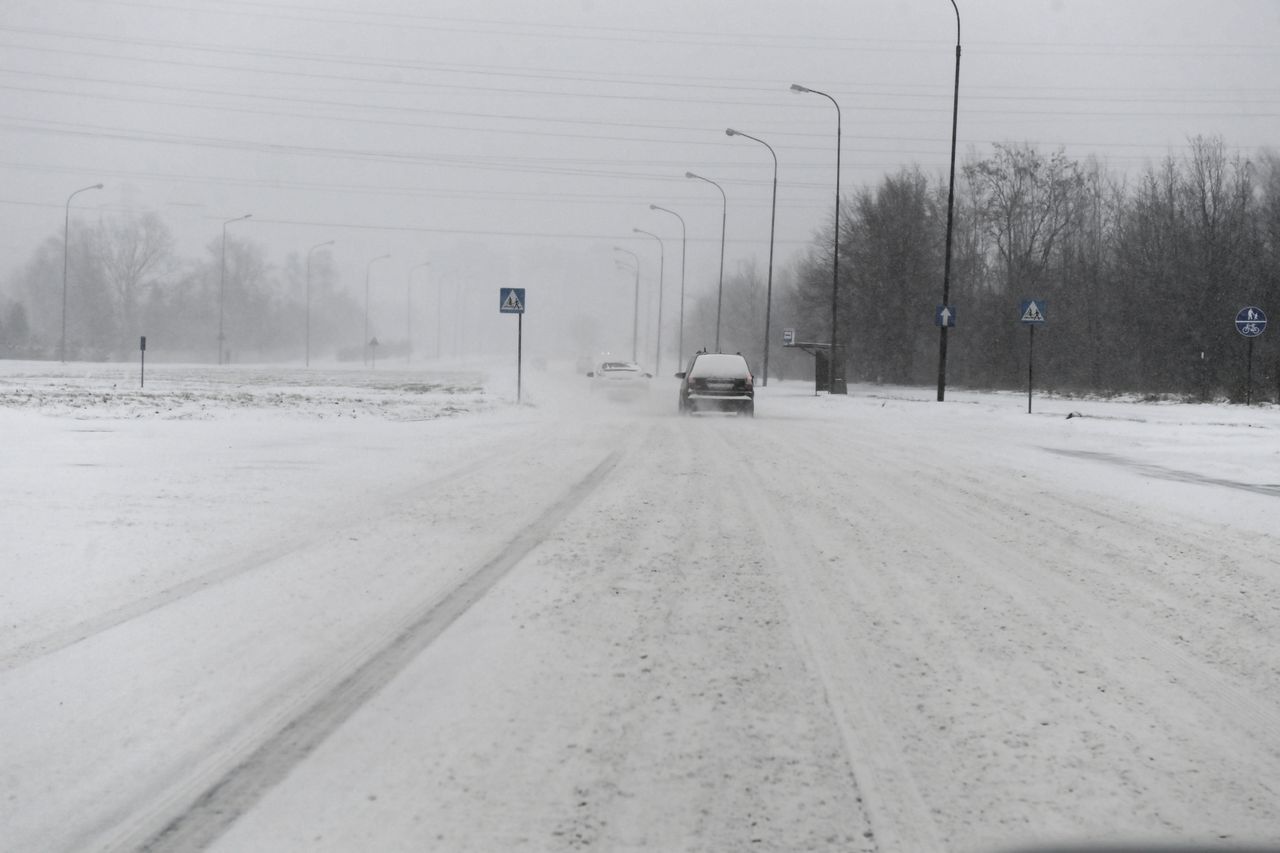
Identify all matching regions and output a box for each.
[747,136,1277,401]
[1,213,357,363]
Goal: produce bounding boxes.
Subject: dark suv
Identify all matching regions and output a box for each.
[675,351,754,416]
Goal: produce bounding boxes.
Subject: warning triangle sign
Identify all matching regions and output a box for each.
[502,289,524,312]
[1020,301,1045,323]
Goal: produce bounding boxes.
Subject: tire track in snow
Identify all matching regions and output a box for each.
[101,448,622,853]
[729,413,1280,841]
[708,425,946,853]
[0,436,557,673]
[1045,447,1280,498]
[878,440,1280,751]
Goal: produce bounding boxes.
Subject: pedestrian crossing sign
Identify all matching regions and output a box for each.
[1019,299,1047,324]
[500,287,526,314]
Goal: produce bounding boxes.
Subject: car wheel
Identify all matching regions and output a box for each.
[740,402,754,417]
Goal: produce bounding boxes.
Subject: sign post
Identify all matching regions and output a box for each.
[1019,299,1047,413]
[1235,306,1268,405]
[139,336,146,388]
[500,287,526,403]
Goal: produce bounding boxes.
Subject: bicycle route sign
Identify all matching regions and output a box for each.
[1235,306,1267,337]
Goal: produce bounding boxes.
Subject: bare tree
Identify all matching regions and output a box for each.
[965,144,1084,294]
[848,167,939,384]
[94,211,175,356]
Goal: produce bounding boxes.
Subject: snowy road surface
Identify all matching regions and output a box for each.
[2,362,1278,852]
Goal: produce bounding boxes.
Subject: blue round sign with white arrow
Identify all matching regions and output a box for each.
[1235,306,1267,337]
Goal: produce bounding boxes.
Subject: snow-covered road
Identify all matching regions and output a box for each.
[2,362,1278,852]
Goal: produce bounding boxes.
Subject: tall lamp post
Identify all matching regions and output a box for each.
[649,204,686,370]
[435,273,446,360]
[613,246,641,362]
[364,253,391,365]
[937,0,962,402]
[791,82,845,394]
[60,182,103,363]
[305,239,334,367]
[633,228,666,375]
[408,261,430,363]
[684,171,727,351]
[726,128,778,386]
[218,213,252,365]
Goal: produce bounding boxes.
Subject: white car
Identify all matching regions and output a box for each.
[587,360,651,400]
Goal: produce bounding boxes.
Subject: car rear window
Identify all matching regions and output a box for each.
[689,354,750,378]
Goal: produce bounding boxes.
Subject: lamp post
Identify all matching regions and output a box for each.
[633,228,666,375]
[726,128,778,387]
[305,239,334,367]
[364,253,391,365]
[791,82,845,394]
[937,0,962,402]
[613,246,641,362]
[408,261,430,362]
[649,204,686,371]
[435,273,445,360]
[60,182,103,363]
[684,171,727,351]
[218,213,252,365]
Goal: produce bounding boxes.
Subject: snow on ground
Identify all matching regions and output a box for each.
[1,359,1278,852]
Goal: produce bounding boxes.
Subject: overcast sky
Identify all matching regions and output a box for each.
[3,0,1278,355]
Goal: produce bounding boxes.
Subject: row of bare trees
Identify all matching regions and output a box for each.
[1,213,355,362]
[703,136,1277,400]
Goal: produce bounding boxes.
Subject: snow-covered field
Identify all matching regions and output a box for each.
[2,359,1278,852]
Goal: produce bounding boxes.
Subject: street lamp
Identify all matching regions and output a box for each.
[305,239,334,367]
[649,204,686,370]
[60,182,103,363]
[633,228,665,375]
[408,261,430,363]
[937,0,962,402]
[435,273,446,360]
[218,213,252,365]
[726,128,778,387]
[791,82,845,394]
[684,171,727,351]
[613,246,641,362]
[364,253,391,365]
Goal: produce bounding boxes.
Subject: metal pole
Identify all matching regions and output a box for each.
[60,183,103,363]
[453,280,462,358]
[1028,325,1035,414]
[613,247,641,362]
[791,84,843,393]
[1247,336,1254,406]
[685,172,727,351]
[633,228,665,375]
[649,204,687,371]
[408,261,430,363]
[436,276,444,359]
[364,253,390,365]
[218,213,251,365]
[726,129,778,386]
[305,239,333,367]
[632,264,640,362]
[219,223,227,364]
[937,0,962,402]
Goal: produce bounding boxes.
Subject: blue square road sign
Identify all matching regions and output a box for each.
[499,287,526,314]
